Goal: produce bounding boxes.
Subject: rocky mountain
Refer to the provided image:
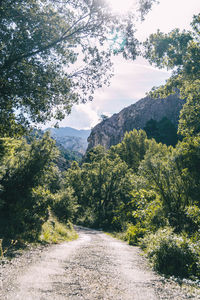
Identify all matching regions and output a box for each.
[46,127,91,154]
[87,94,184,150]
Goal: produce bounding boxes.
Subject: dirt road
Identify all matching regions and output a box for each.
[0,227,199,299]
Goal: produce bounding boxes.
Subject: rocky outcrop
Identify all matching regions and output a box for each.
[46,127,91,154]
[87,94,184,150]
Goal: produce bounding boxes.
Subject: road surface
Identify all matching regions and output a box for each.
[1,227,199,299]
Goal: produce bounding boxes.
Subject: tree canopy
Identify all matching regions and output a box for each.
[143,13,200,137]
[0,133,59,240]
[144,117,178,146]
[0,0,156,135]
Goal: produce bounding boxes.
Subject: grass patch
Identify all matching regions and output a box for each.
[39,215,78,244]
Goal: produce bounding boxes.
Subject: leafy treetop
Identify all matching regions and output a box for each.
[0,0,156,135]
[143,14,200,137]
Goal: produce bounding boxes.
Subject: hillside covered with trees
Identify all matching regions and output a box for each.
[0,0,199,282]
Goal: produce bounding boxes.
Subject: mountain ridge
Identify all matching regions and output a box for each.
[87,94,184,150]
[45,127,91,154]
[46,127,91,139]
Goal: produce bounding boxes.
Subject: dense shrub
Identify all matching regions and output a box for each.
[52,187,78,223]
[0,134,58,242]
[140,228,200,278]
[76,207,97,228]
[125,224,146,245]
[39,214,78,244]
[184,205,200,235]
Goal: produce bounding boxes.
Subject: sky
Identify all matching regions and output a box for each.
[44,0,200,130]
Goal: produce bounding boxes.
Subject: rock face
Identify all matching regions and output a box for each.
[87,94,184,150]
[46,127,91,154]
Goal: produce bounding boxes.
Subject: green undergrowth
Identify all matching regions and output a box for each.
[0,216,78,259]
[140,228,200,279]
[39,215,78,244]
[107,227,200,283]
[106,224,145,246]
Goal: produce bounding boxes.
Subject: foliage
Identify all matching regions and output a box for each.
[52,187,78,223]
[139,142,183,229]
[1,6,199,282]
[57,145,82,171]
[65,147,133,229]
[117,188,166,244]
[132,15,200,279]
[143,13,200,137]
[0,0,156,134]
[110,129,149,172]
[184,205,200,237]
[141,228,200,278]
[81,131,200,279]
[40,213,78,244]
[0,133,58,241]
[43,126,200,280]
[125,224,146,245]
[138,136,200,233]
[144,117,178,146]
[83,145,107,163]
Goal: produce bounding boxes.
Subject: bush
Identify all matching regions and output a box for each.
[184,205,200,235]
[76,207,97,228]
[141,227,200,278]
[52,188,78,223]
[40,214,78,244]
[125,224,146,245]
[0,135,58,241]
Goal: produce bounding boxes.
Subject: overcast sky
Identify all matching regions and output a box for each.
[44,0,200,130]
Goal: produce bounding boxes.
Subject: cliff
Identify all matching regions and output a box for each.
[87,94,184,150]
[46,127,91,154]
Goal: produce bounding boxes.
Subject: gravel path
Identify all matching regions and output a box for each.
[0,227,199,299]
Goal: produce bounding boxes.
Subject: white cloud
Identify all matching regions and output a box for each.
[56,103,100,129]
[55,56,171,130]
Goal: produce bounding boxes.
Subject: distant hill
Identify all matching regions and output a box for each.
[87,94,184,150]
[45,127,91,154]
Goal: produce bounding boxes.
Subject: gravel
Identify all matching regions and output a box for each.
[0,227,199,299]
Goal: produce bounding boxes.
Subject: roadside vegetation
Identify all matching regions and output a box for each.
[40,214,78,244]
[0,134,78,257]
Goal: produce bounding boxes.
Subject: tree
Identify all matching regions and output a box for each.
[144,117,178,146]
[65,147,133,229]
[139,141,186,231]
[139,136,200,232]
[110,129,149,172]
[0,133,58,241]
[83,145,106,163]
[0,0,156,135]
[174,136,200,208]
[52,187,78,223]
[143,14,200,137]
[100,114,109,121]
[141,14,200,233]
[88,155,132,228]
